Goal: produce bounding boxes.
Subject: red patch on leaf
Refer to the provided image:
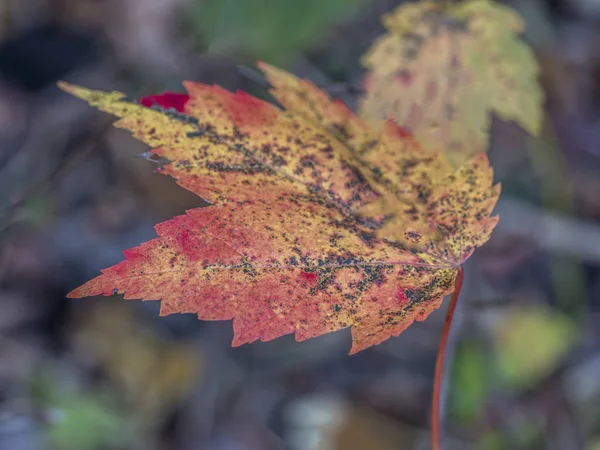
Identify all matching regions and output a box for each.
[140,92,190,113]
[174,229,199,261]
[396,289,410,306]
[300,272,318,282]
[395,126,412,138]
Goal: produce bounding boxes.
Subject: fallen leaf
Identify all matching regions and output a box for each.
[359,0,543,164]
[60,63,499,354]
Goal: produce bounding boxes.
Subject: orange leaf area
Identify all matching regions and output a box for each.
[60,62,500,354]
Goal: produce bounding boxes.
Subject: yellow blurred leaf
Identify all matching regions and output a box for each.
[359,0,543,164]
[72,301,200,419]
[330,406,412,450]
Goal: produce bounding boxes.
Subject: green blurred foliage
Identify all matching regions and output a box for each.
[451,339,490,422]
[187,0,365,64]
[450,306,580,448]
[47,393,130,450]
[494,305,578,389]
[30,372,132,450]
[590,437,600,450]
[513,420,546,450]
[21,193,53,226]
[480,431,503,450]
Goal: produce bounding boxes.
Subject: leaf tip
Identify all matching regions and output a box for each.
[383,119,413,139]
[65,288,81,299]
[66,283,96,299]
[57,81,84,98]
[256,60,275,75]
[57,80,71,92]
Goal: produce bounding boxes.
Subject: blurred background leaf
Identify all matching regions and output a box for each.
[450,338,490,422]
[493,305,578,388]
[186,0,366,64]
[47,392,129,450]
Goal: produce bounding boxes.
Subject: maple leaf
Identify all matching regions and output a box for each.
[359,0,544,164]
[59,63,499,354]
[257,63,500,247]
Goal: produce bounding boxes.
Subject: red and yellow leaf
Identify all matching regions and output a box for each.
[59,62,500,354]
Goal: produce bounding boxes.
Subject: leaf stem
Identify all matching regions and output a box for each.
[431,265,463,450]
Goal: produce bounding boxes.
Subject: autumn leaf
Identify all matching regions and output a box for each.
[259,63,499,248]
[59,63,499,354]
[359,0,544,164]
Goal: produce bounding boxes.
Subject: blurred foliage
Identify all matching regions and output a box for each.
[450,338,490,422]
[47,393,130,450]
[480,432,503,450]
[30,372,132,450]
[20,193,54,227]
[187,0,365,64]
[72,301,200,418]
[450,306,580,446]
[591,437,600,450]
[493,305,578,388]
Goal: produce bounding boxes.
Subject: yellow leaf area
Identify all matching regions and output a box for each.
[60,62,499,354]
[359,0,544,164]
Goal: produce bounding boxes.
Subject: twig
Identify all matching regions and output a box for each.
[0,122,112,236]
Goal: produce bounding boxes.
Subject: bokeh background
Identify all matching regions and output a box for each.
[1,0,600,449]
